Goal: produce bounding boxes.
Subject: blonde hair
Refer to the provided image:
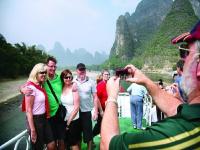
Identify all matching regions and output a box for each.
[27,63,47,83]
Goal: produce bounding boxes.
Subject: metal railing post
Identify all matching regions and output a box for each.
[0,130,30,150]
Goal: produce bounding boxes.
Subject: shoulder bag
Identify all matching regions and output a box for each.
[46,80,67,121]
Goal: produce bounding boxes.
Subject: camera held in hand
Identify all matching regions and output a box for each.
[115,68,129,79]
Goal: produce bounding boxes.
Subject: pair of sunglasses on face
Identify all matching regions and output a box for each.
[39,71,47,75]
[179,43,190,59]
[63,75,72,80]
[78,68,86,72]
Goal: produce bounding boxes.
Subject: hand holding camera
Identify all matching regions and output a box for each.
[115,68,129,79]
[106,76,120,101]
[124,64,149,85]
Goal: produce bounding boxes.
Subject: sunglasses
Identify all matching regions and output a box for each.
[64,76,72,80]
[39,71,47,75]
[79,68,86,71]
[178,44,190,59]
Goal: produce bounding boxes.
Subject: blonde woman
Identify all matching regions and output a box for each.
[60,69,81,150]
[22,63,55,150]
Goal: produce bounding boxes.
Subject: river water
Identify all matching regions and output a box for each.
[0,95,27,149]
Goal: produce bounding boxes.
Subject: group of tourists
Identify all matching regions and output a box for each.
[21,20,200,150]
[21,58,99,150]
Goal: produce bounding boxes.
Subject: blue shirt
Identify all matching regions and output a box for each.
[174,75,187,102]
[127,83,147,97]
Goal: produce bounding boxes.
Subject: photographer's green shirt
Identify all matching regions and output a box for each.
[110,104,200,149]
[44,74,62,117]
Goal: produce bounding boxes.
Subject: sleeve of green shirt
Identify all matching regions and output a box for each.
[109,129,165,150]
[109,113,200,150]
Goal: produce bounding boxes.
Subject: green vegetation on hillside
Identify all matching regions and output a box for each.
[109,15,135,63]
[133,0,199,69]
[104,0,199,71]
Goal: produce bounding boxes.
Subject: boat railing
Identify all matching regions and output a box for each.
[0,129,30,150]
[118,92,131,118]
[118,92,155,126]
[0,93,155,149]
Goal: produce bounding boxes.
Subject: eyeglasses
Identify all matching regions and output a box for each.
[103,73,110,76]
[178,44,190,59]
[64,76,72,80]
[39,71,47,75]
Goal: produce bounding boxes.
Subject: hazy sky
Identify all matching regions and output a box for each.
[0,0,141,54]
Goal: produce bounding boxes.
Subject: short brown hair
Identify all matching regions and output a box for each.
[46,56,57,64]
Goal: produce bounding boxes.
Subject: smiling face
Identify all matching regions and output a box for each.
[37,70,47,83]
[102,71,110,81]
[76,68,86,80]
[61,69,73,86]
[63,73,73,85]
[47,60,57,78]
[28,63,47,84]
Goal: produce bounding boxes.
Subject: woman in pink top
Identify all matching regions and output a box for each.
[24,63,55,150]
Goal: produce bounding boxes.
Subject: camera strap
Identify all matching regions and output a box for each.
[46,80,60,104]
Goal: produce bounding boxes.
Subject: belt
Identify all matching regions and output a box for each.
[33,113,46,119]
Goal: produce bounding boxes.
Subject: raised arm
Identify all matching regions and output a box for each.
[100,77,120,150]
[125,64,183,116]
[20,82,33,95]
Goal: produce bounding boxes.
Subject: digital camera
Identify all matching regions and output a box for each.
[115,68,129,77]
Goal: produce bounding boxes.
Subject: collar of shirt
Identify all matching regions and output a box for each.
[47,73,58,80]
[177,103,200,120]
[75,76,89,83]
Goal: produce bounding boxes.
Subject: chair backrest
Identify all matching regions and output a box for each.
[143,94,153,126]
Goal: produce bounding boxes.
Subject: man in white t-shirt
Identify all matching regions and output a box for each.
[74,63,98,150]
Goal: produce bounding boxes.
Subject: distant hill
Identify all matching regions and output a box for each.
[109,0,173,67]
[38,42,108,67]
[109,15,135,61]
[106,0,199,70]
[131,0,199,70]
[0,34,6,42]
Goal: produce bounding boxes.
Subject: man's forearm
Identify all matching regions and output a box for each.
[100,101,119,150]
[144,78,182,116]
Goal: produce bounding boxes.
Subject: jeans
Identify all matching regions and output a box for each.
[130,95,143,129]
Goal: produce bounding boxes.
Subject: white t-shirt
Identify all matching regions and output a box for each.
[74,76,97,112]
[27,85,46,115]
[61,90,79,121]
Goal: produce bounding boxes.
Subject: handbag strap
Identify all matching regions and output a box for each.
[46,80,60,104]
